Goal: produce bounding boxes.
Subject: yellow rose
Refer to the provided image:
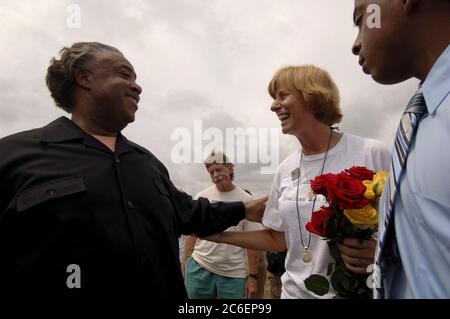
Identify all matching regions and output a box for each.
[363,180,376,200]
[372,171,388,196]
[343,204,378,229]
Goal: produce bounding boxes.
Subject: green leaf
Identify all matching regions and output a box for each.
[330,268,353,296]
[327,263,334,276]
[304,275,330,296]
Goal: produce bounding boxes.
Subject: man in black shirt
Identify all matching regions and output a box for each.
[0,42,266,298]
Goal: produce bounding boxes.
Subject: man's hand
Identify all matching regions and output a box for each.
[181,260,186,278]
[336,238,376,274]
[245,277,258,299]
[244,196,268,223]
[181,235,198,279]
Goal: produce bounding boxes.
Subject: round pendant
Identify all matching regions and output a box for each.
[302,248,312,263]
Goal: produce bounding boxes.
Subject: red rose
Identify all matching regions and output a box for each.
[310,173,338,201]
[305,206,334,237]
[344,166,375,181]
[328,172,371,209]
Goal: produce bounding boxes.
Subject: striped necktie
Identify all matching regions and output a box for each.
[374,91,428,299]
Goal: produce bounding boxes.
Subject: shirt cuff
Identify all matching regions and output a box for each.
[222,201,246,225]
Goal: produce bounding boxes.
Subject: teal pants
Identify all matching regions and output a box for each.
[185,257,246,299]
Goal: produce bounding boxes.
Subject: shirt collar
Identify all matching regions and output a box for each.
[41,116,85,143]
[40,116,146,155]
[421,44,450,115]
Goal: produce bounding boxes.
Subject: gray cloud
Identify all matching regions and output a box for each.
[0,0,417,197]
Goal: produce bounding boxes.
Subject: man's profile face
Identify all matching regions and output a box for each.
[86,51,142,132]
[207,163,233,187]
[352,0,412,84]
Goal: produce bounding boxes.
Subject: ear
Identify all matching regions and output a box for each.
[402,0,420,15]
[74,68,93,90]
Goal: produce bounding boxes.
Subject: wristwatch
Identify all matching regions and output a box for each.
[247,273,258,280]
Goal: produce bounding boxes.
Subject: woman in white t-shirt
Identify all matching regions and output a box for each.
[206,65,390,298]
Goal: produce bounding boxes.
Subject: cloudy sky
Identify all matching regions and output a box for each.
[0,0,419,197]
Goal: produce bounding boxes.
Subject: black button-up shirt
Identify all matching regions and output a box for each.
[0,117,245,298]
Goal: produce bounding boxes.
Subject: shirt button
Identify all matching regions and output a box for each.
[46,189,57,197]
[115,157,120,164]
[127,201,134,209]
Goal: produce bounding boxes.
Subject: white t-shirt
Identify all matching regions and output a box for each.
[192,185,262,278]
[262,133,390,299]
[178,236,184,262]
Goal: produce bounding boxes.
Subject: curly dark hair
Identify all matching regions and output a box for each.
[45,42,122,113]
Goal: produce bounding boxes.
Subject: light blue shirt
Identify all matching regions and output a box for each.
[382,45,450,298]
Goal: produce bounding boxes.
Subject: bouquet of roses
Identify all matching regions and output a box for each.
[303,166,387,299]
